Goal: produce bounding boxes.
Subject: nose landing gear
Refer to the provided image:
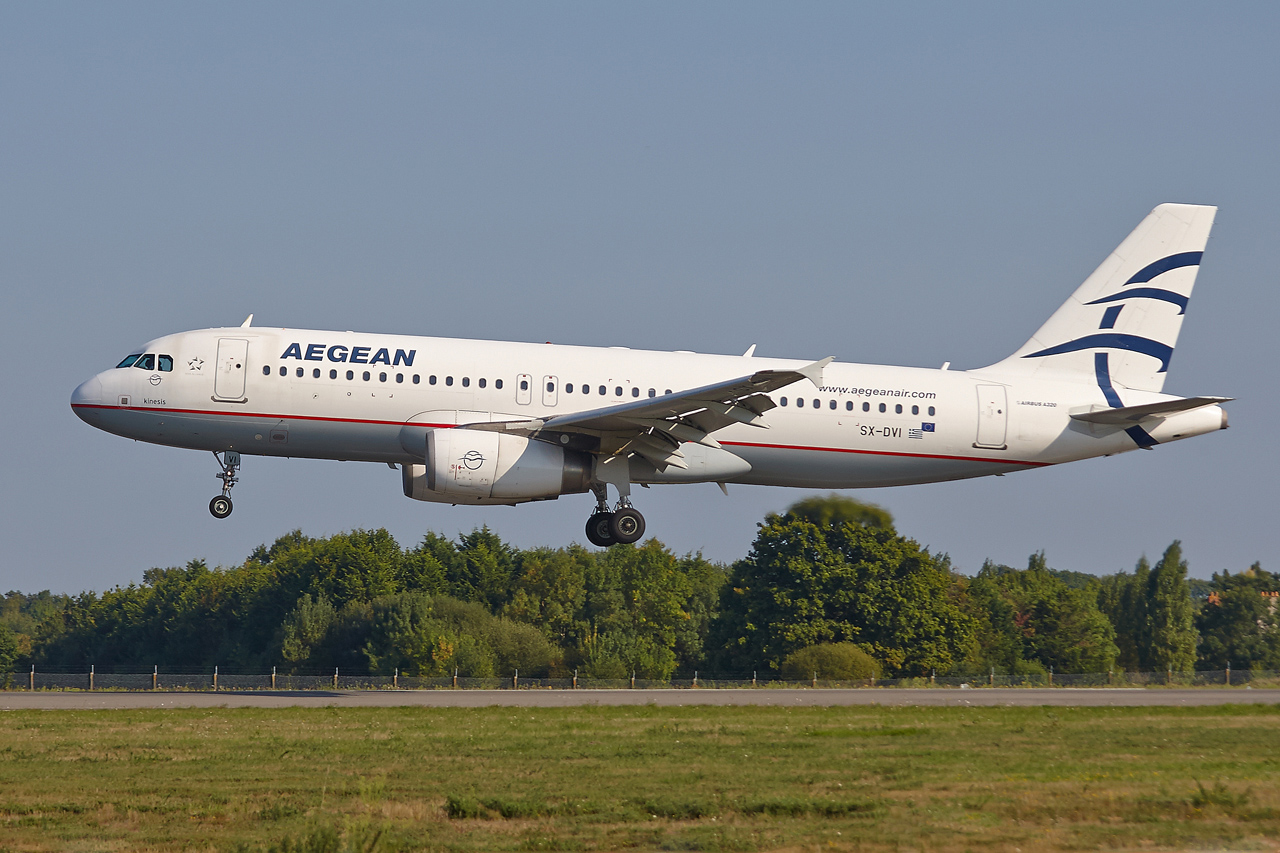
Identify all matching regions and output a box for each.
[209,451,240,519]
[584,484,646,547]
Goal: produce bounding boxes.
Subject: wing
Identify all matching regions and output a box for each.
[463,356,834,470]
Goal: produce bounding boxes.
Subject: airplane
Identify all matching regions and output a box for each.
[71,203,1229,546]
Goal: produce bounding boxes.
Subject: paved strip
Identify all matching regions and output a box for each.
[2,688,1278,710]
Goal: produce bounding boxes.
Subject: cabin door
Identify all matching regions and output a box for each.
[214,338,249,400]
[974,385,1008,449]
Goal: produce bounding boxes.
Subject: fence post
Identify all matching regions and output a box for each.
[513,669,518,690]
[1167,667,1172,685]
[272,666,276,690]
[393,667,398,689]
[631,670,636,689]
[152,665,157,690]
[213,666,218,691]
[1108,669,1112,685]
[453,667,458,689]
[573,668,577,690]
[930,668,935,686]
[812,671,817,689]
[89,665,94,691]
[29,665,34,692]
[1049,666,1053,687]
[333,667,338,689]
[1225,663,1230,686]
[693,671,698,689]
[989,667,994,688]
[752,670,757,688]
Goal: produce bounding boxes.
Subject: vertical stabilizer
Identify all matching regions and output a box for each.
[983,203,1216,393]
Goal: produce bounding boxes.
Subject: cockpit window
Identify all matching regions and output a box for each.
[133,354,156,370]
[116,354,142,368]
[158,355,173,372]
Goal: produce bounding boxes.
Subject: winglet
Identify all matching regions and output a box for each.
[796,356,835,389]
[742,344,757,357]
[240,314,254,328]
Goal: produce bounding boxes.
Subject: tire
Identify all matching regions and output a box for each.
[586,512,614,545]
[585,512,615,547]
[609,507,645,545]
[209,495,234,519]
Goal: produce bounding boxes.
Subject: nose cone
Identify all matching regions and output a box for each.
[71,375,104,424]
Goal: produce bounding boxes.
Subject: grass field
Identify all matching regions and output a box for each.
[0,704,1277,852]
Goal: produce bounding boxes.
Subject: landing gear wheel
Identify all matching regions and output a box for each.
[609,507,645,545]
[209,495,233,519]
[586,512,616,547]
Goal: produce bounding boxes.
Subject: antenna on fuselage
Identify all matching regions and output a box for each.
[240,314,254,328]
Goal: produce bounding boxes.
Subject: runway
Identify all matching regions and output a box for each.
[3,688,1278,710]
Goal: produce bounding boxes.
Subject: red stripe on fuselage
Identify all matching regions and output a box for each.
[71,403,1049,468]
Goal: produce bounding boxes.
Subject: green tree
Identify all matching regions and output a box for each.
[1147,542,1198,671]
[708,500,973,676]
[1195,563,1280,670]
[964,553,1117,674]
[780,643,879,680]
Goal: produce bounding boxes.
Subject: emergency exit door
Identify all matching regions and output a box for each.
[214,338,249,400]
[974,385,1008,449]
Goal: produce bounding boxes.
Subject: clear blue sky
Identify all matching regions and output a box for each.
[2,3,1276,593]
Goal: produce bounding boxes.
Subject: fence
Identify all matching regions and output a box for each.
[4,666,1279,692]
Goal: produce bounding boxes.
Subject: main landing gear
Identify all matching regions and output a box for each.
[209,451,240,519]
[584,484,646,547]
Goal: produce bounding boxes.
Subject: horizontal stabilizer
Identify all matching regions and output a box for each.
[1070,396,1231,425]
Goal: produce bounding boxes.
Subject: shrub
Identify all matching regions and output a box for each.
[780,643,879,680]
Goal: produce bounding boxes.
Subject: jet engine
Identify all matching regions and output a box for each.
[402,429,591,504]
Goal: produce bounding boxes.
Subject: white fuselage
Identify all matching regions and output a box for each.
[70,326,1226,499]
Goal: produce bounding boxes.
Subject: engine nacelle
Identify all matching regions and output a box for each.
[402,429,591,504]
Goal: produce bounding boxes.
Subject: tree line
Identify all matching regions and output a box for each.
[1,496,1276,679]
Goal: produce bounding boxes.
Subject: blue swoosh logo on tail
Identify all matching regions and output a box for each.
[1023,333,1173,372]
[1087,288,1189,315]
[1124,251,1202,285]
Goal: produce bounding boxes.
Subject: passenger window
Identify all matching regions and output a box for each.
[648,389,655,397]
[862,402,870,412]
[330,369,338,379]
[280,366,287,377]
[599,385,606,395]
[462,377,470,387]
[614,386,622,397]
[478,378,486,389]
[632,387,640,397]
[665,389,672,395]
[446,376,453,386]
[363,371,371,381]
[928,406,936,416]
[846,401,853,411]
[262,365,271,376]
[895,404,902,414]
[158,355,173,372]
[797,398,804,408]
[829,400,836,410]
[379,372,387,382]
[134,354,155,370]
[495,379,503,389]
[879,403,886,413]
[430,375,437,385]
[346,370,354,380]
[566,383,573,393]
[116,354,142,368]
[520,379,529,391]
[780,397,788,407]
[547,381,555,393]
[396,373,403,383]
[313,368,321,378]
[912,405,919,415]
[813,399,820,409]
[413,375,420,384]
[296,367,303,378]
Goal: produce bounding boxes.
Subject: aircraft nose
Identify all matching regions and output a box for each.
[70,375,104,420]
